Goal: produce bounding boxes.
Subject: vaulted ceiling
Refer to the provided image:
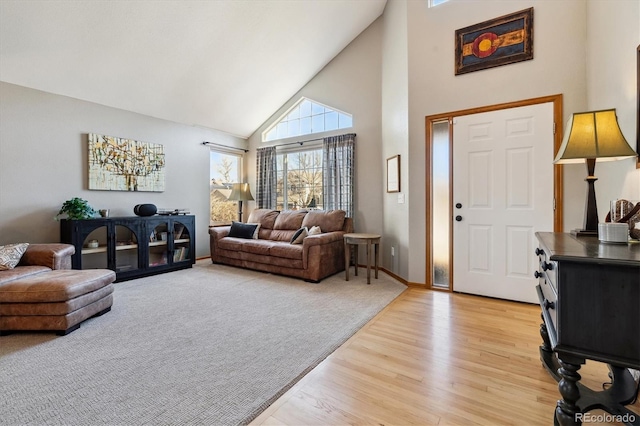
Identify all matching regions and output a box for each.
[0,0,386,138]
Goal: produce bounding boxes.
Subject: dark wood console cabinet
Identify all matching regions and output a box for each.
[535,232,640,425]
[61,215,195,282]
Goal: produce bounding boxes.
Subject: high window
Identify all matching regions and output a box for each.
[429,0,449,6]
[276,148,323,210]
[263,98,352,142]
[210,150,243,225]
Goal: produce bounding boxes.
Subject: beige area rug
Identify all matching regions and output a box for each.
[0,261,406,426]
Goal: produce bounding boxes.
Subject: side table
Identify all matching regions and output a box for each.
[344,233,381,284]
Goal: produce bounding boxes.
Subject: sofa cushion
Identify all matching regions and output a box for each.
[270,243,304,260]
[247,209,280,230]
[228,221,260,239]
[217,237,246,252]
[269,229,297,242]
[302,210,346,232]
[0,269,115,303]
[274,210,307,230]
[240,240,274,256]
[0,243,29,271]
[0,285,114,316]
[0,265,52,285]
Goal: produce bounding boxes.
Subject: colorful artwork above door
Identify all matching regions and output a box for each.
[455,8,533,75]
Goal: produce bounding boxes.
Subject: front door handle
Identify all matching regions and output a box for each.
[455,215,462,222]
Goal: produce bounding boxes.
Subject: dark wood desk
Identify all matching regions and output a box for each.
[535,232,640,425]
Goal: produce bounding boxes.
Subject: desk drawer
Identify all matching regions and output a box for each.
[538,274,557,329]
[535,247,557,291]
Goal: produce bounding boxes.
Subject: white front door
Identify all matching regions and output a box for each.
[452,103,554,303]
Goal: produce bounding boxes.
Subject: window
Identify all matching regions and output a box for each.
[210,150,242,225]
[276,148,323,210]
[263,98,352,142]
[429,0,448,6]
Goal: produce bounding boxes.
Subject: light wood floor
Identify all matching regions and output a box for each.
[251,285,639,425]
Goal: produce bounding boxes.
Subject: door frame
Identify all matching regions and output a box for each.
[425,94,564,291]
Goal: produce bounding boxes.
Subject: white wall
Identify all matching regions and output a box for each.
[0,82,247,257]
[381,0,639,285]
[246,19,383,246]
[381,0,409,277]
[585,0,640,216]
[399,0,589,283]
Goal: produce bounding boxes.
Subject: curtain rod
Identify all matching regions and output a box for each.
[271,133,356,149]
[202,141,249,153]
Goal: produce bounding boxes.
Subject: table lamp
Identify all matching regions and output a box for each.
[554,109,637,236]
[227,183,254,222]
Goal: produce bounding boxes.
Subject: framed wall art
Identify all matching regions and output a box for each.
[88,133,165,192]
[387,155,400,193]
[455,8,533,76]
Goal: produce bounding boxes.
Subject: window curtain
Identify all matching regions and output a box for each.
[322,133,356,218]
[255,146,277,209]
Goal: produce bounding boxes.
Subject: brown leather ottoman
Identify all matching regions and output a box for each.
[0,269,115,335]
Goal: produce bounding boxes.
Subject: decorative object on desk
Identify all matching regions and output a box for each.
[55,197,96,220]
[607,199,640,240]
[98,209,109,218]
[157,208,190,215]
[88,133,165,192]
[133,204,157,217]
[598,223,629,244]
[554,109,637,236]
[455,8,533,75]
[386,155,400,193]
[227,183,254,222]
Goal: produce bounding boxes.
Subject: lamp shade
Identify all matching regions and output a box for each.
[554,109,637,164]
[227,183,254,202]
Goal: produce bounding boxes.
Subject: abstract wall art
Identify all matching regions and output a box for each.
[88,133,165,192]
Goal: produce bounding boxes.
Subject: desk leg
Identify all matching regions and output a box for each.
[556,356,583,426]
[344,241,350,281]
[354,245,359,276]
[539,313,561,380]
[374,242,379,279]
[366,241,371,284]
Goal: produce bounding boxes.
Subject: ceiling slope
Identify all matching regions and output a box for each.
[0,0,386,138]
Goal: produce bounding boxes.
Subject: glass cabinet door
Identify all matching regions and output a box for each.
[172,220,191,263]
[149,222,169,266]
[81,226,108,269]
[115,224,139,273]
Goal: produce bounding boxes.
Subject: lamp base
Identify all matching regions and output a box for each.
[570,229,598,237]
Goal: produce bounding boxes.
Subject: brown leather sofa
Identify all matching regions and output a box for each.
[0,244,115,335]
[209,209,353,282]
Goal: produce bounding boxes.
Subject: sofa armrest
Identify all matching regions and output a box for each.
[302,231,346,270]
[209,226,231,262]
[18,244,75,270]
[209,226,231,239]
[302,231,345,248]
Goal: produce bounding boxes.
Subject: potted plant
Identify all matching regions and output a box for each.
[55,197,96,220]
